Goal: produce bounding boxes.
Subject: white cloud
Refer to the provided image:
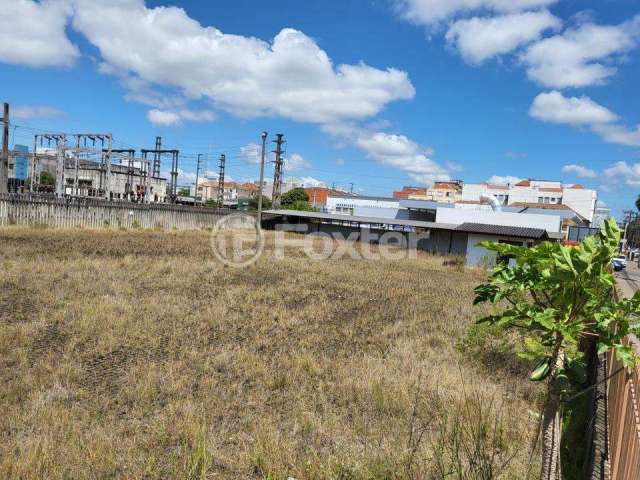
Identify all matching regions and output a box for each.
[529,91,618,125]
[12,105,65,120]
[301,176,326,187]
[335,158,345,166]
[604,162,640,187]
[446,10,561,64]
[240,143,262,165]
[286,153,311,171]
[146,108,216,126]
[591,123,640,148]
[147,109,181,127]
[69,0,414,125]
[0,0,79,68]
[521,16,640,88]
[394,0,558,26]
[355,131,450,185]
[529,91,640,147]
[487,175,522,185]
[561,164,597,178]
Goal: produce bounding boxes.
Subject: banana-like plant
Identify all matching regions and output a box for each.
[473,218,640,480]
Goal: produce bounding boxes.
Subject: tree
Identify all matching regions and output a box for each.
[280,188,309,206]
[40,171,55,186]
[473,218,640,480]
[287,199,316,211]
[178,187,191,197]
[636,194,640,212]
[203,199,218,208]
[248,196,271,211]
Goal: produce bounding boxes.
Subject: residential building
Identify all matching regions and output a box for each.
[424,180,463,203]
[393,186,427,199]
[305,187,354,208]
[462,179,598,222]
[237,182,258,199]
[196,179,238,205]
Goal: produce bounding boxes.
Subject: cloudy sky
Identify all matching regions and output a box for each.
[1,0,639,215]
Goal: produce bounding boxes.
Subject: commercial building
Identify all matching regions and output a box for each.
[462,179,597,222]
[326,193,399,216]
[62,158,167,202]
[262,209,559,267]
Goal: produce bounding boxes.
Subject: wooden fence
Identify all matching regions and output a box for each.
[607,333,640,479]
[0,194,240,230]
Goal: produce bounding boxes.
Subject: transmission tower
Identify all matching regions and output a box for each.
[153,136,162,177]
[271,133,285,209]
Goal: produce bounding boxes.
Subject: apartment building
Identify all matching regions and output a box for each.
[462,179,597,222]
[394,181,463,203]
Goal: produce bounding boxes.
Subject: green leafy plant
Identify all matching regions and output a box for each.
[280,187,309,207]
[473,218,640,479]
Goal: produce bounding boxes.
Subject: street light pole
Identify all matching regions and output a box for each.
[257,131,268,229]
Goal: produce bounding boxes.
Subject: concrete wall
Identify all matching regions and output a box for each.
[562,188,597,222]
[326,196,399,215]
[436,207,562,233]
[465,234,531,267]
[0,195,233,230]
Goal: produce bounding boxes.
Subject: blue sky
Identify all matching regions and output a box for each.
[2,0,640,216]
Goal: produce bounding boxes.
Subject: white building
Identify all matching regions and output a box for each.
[62,159,167,202]
[462,179,597,223]
[326,194,399,216]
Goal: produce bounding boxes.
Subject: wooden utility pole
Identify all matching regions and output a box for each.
[0,103,9,195]
[271,133,285,209]
[217,153,226,207]
[195,153,203,201]
[257,131,268,226]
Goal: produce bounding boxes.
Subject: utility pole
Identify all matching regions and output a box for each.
[217,153,226,207]
[271,133,285,209]
[257,131,268,227]
[55,138,66,197]
[195,153,203,202]
[170,150,178,201]
[0,103,9,195]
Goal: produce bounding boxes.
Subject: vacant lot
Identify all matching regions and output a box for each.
[0,228,541,479]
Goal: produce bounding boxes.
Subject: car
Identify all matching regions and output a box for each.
[613,255,627,271]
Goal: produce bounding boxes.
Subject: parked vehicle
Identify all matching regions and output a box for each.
[613,255,627,271]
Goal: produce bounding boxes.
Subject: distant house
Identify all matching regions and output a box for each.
[462,179,598,223]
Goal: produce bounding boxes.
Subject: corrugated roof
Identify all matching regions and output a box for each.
[264,210,553,240]
[456,222,548,239]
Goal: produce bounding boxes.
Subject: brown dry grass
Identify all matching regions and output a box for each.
[0,227,541,479]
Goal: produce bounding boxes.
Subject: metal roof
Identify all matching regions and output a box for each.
[399,199,454,210]
[263,209,456,229]
[456,222,549,239]
[264,210,553,241]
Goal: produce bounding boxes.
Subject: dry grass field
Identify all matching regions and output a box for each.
[0,227,542,479]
